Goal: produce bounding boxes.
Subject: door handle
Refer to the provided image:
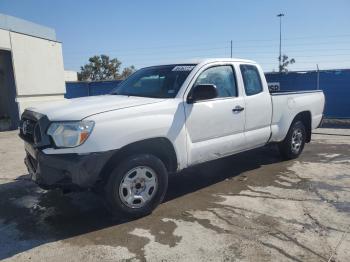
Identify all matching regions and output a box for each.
[232,106,244,112]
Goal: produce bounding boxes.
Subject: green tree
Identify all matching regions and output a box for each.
[120,65,136,79]
[279,54,296,73]
[78,55,135,81]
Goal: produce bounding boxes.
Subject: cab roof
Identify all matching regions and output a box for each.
[152,58,256,67]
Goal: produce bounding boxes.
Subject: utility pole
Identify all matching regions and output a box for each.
[277,13,285,72]
[230,40,233,58]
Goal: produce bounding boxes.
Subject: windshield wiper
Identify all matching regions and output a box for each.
[111,93,163,98]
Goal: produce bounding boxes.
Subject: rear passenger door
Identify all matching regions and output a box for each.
[239,64,272,148]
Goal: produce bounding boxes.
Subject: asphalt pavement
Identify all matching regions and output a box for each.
[0,129,349,261]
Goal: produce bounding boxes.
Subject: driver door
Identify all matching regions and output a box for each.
[184,64,246,165]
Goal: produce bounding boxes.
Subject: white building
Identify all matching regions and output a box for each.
[64,70,78,82]
[0,13,66,130]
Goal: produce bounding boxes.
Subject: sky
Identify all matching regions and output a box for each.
[1,0,350,72]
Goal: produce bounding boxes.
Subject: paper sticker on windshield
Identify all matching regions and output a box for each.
[172,65,195,72]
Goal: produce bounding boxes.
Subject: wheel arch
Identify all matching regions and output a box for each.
[99,137,178,182]
[291,111,312,143]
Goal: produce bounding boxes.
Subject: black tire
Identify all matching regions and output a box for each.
[104,154,168,218]
[278,120,306,160]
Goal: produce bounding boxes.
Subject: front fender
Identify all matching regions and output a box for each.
[42,100,189,170]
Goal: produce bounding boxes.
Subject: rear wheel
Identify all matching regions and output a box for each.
[278,120,306,160]
[104,154,168,218]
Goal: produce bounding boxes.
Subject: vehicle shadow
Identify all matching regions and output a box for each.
[0,145,282,260]
[166,145,282,202]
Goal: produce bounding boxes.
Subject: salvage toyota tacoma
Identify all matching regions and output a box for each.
[20,58,325,217]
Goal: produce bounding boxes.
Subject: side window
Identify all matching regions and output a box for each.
[194,65,237,98]
[240,64,263,96]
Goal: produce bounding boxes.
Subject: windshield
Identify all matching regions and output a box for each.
[111,64,196,98]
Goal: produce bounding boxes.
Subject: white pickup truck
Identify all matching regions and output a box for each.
[20,58,325,217]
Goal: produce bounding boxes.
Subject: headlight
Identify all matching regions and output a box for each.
[47,121,94,148]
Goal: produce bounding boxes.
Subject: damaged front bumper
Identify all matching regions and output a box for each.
[24,142,114,190]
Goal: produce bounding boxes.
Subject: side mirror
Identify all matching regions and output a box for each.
[187,84,218,103]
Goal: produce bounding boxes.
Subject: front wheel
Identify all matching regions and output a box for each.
[278,120,306,160]
[104,154,168,218]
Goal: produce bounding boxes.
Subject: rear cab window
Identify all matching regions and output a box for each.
[240,64,263,96]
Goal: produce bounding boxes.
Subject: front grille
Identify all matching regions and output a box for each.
[20,118,38,143]
[19,110,52,148]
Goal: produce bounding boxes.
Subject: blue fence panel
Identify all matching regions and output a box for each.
[319,70,350,118]
[65,82,89,99]
[66,72,350,119]
[65,80,122,99]
[265,70,350,119]
[89,81,121,96]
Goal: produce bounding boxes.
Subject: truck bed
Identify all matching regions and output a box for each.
[269,90,325,142]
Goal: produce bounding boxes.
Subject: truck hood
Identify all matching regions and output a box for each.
[27,95,166,121]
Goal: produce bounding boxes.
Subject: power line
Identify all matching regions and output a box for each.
[63,34,350,55]
[65,55,350,67]
[64,46,350,63]
[245,53,350,58]
[232,34,350,43]
[63,42,350,63]
[66,40,350,58]
[63,41,229,55]
[235,48,350,55]
[232,41,350,49]
[258,60,350,65]
[63,33,350,71]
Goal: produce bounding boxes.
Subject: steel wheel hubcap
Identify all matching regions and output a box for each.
[291,128,303,154]
[119,166,158,208]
